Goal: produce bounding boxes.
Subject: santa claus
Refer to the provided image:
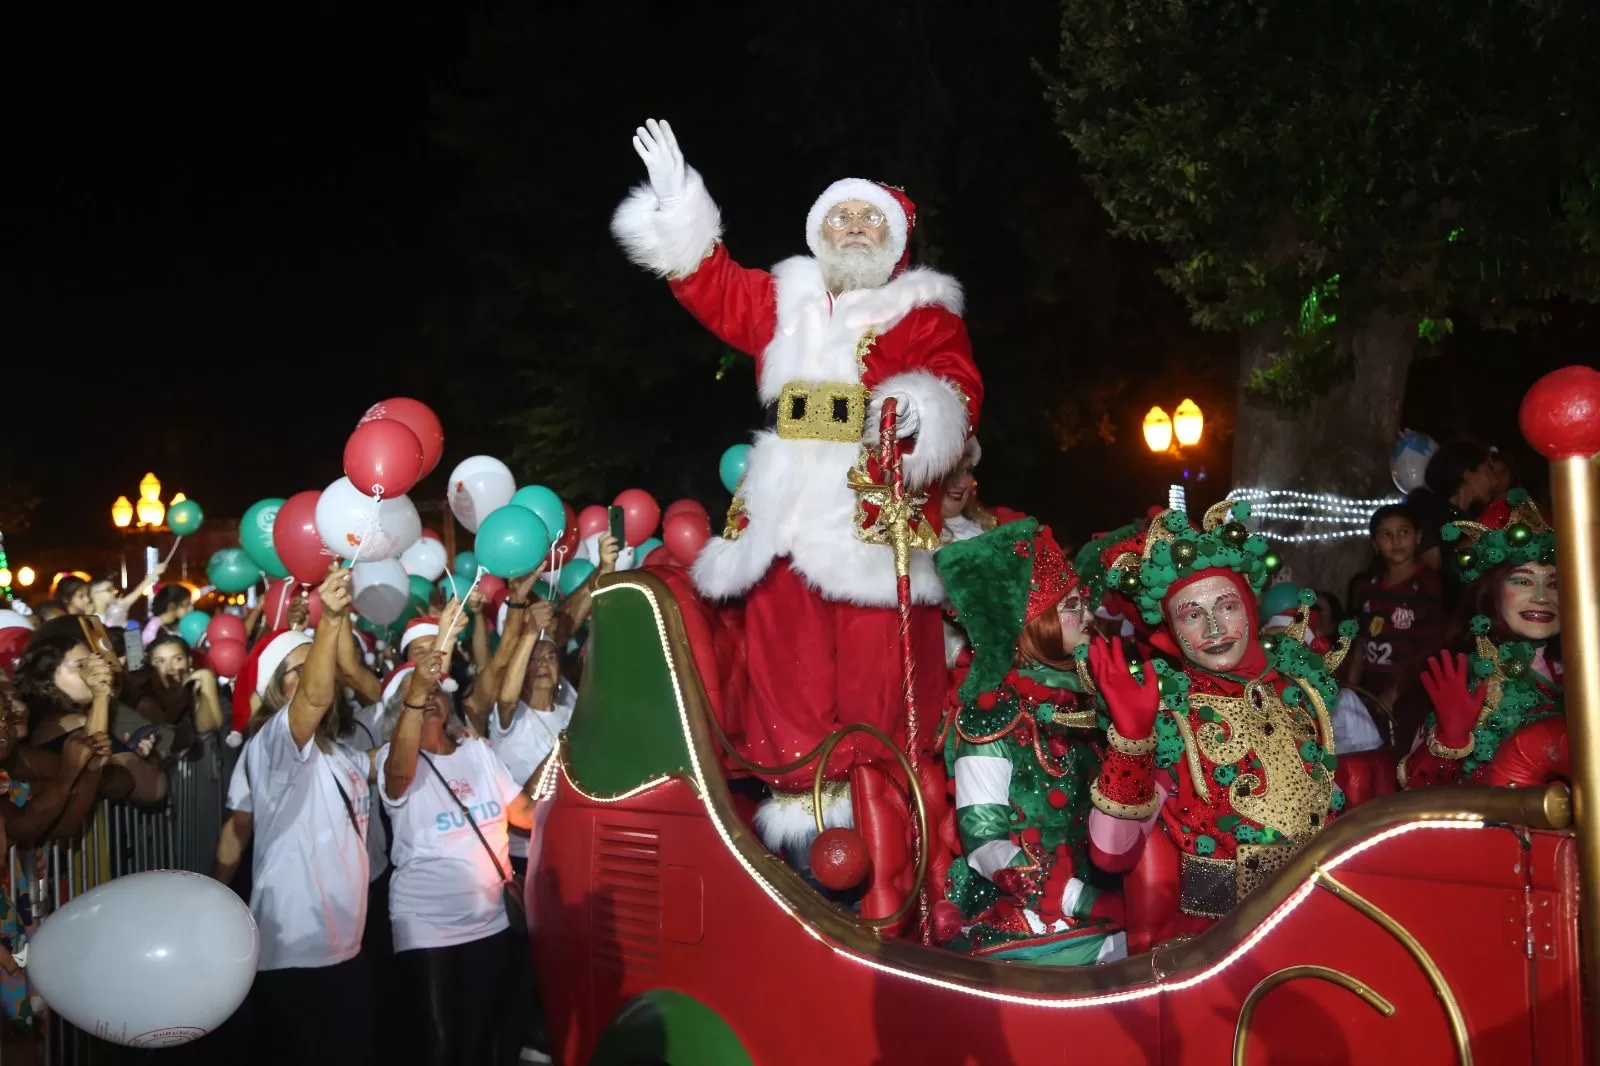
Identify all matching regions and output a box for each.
[613,119,982,908]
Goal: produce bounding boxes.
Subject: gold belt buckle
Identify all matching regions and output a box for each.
[775,381,867,443]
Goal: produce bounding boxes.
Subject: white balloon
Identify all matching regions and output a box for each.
[0,608,33,631]
[351,558,410,625]
[400,535,448,582]
[315,477,422,562]
[27,871,257,1048]
[447,456,516,533]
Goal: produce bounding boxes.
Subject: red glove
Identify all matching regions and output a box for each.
[1419,652,1484,750]
[991,866,1042,899]
[1088,637,1160,741]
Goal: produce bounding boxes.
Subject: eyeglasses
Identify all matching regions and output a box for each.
[824,207,886,231]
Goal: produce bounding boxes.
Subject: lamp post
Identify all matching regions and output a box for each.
[1144,399,1205,514]
[114,473,178,608]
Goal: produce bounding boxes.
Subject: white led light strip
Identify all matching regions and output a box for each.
[566,580,1489,1008]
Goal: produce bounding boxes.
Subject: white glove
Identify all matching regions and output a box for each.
[869,392,920,440]
[632,118,688,206]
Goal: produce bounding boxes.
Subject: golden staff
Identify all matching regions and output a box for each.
[1521,365,1600,1059]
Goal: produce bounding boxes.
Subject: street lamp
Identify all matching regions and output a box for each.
[136,472,165,528]
[1143,407,1174,453]
[1173,398,1204,447]
[16,567,34,588]
[112,496,134,529]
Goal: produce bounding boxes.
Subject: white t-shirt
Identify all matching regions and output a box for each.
[238,710,371,971]
[489,684,574,858]
[341,704,389,880]
[378,737,521,952]
[231,724,389,882]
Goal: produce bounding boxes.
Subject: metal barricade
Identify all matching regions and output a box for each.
[3,735,231,1065]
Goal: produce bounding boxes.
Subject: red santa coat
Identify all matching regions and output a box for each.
[613,170,981,802]
[612,170,984,610]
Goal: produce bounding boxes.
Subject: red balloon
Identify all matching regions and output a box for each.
[343,418,425,497]
[663,510,712,564]
[642,546,674,568]
[360,397,445,477]
[552,506,580,564]
[612,489,661,548]
[420,527,442,543]
[1520,365,1600,460]
[272,491,331,586]
[576,504,608,540]
[206,638,248,680]
[206,614,247,647]
[663,498,709,524]
[477,575,508,617]
[263,577,324,631]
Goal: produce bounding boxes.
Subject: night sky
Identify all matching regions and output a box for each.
[6,4,1587,562]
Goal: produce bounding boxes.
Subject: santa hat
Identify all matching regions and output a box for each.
[805,179,917,275]
[230,628,315,735]
[400,616,439,656]
[382,662,417,706]
[0,626,31,678]
[351,625,378,667]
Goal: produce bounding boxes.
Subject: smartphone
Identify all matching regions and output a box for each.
[607,505,626,545]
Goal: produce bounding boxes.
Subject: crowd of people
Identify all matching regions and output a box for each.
[0,531,619,1065]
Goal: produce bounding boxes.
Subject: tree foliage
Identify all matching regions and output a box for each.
[1045,0,1600,405]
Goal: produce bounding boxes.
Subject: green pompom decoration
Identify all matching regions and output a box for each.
[1195,834,1217,856]
[1163,511,1189,533]
[1439,524,1461,544]
[1234,824,1261,844]
[1213,764,1238,786]
[1470,615,1492,636]
[1337,619,1358,640]
[1296,588,1317,607]
[1329,788,1346,811]
[1507,488,1529,506]
[1073,643,1089,663]
[1244,535,1269,553]
[1150,541,1173,567]
[1232,501,1252,520]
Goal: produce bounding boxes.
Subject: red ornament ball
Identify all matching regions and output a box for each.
[930,900,964,944]
[1021,826,1043,845]
[1046,788,1068,809]
[1520,365,1600,460]
[809,828,870,891]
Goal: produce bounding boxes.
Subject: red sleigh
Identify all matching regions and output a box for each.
[525,368,1600,1065]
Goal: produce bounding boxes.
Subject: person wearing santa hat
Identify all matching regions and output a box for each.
[232,566,376,1066]
[613,119,983,912]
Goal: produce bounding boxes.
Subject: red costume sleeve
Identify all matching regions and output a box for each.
[668,244,778,366]
[1484,718,1569,788]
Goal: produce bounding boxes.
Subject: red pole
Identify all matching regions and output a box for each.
[879,399,930,944]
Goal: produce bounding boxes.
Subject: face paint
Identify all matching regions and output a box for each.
[1170,574,1251,672]
[1499,563,1559,641]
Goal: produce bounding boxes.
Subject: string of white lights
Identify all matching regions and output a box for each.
[1228,487,1405,545]
[1230,488,1403,508]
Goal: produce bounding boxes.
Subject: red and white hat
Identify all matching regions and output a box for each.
[230,628,315,734]
[382,661,417,706]
[399,616,439,656]
[806,179,917,275]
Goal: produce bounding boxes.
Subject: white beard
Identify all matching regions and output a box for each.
[816,242,897,293]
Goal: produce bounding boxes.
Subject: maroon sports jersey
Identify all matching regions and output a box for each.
[1355,566,1445,692]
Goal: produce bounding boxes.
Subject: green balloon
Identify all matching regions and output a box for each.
[208,548,264,594]
[408,574,435,606]
[178,610,211,648]
[240,498,290,580]
[438,573,474,600]
[168,499,204,536]
[557,559,596,597]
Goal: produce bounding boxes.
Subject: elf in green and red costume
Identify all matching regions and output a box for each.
[1400,491,1567,788]
[935,518,1127,964]
[1083,503,1352,946]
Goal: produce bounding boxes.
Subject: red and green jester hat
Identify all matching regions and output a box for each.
[1083,501,1355,929]
[934,517,1127,965]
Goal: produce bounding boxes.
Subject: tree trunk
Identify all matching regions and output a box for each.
[1231,309,1417,603]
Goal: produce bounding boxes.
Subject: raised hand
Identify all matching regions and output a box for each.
[318,565,353,619]
[869,392,921,441]
[405,650,449,707]
[85,731,113,772]
[596,533,621,575]
[81,655,115,699]
[631,118,688,205]
[1087,637,1160,741]
[529,600,556,635]
[1420,652,1484,749]
[63,730,95,773]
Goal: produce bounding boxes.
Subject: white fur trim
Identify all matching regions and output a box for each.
[400,622,438,655]
[1061,877,1086,917]
[441,677,459,694]
[804,178,908,266]
[611,168,723,279]
[382,666,415,706]
[867,369,971,489]
[690,433,946,608]
[255,631,313,697]
[753,789,854,853]
[224,730,243,749]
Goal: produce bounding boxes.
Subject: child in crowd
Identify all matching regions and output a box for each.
[1346,504,1444,749]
